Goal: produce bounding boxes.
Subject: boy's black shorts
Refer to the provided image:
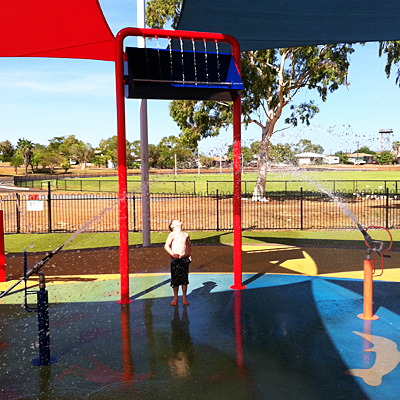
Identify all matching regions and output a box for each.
[170,256,190,287]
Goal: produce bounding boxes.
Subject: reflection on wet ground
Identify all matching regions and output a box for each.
[1,273,400,399]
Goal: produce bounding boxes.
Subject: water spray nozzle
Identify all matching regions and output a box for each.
[0,243,65,300]
[357,224,386,257]
[357,223,373,245]
[25,243,65,280]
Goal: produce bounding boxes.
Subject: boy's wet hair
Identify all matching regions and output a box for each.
[169,220,174,232]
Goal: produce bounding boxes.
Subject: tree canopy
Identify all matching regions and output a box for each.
[145,1,354,199]
[379,41,400,87]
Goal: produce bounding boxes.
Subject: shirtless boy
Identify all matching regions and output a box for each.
[164,220,192,306]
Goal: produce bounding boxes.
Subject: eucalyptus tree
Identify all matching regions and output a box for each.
[0,140,14,161]
[379,41,400,86]
[70,142,94,170]
[146,1,354,199]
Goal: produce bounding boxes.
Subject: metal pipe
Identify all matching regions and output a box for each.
[358,249,379,321]
[32,272,57,366]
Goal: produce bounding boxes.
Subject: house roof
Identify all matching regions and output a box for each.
[295,152,324,158]
[348,153,375,157]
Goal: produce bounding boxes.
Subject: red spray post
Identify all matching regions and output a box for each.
[356,225,392,321]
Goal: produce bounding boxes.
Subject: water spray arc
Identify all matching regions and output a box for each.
[0,243,64,299]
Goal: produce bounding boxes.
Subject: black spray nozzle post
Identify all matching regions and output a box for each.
[357,223,385,257]
[24,243,64,280]
[357,223,373,245]
[0,243,64,299]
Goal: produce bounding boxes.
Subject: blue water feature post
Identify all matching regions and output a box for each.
[32,272,57,366]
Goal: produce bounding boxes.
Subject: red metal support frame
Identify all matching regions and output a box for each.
[115,28,245,304]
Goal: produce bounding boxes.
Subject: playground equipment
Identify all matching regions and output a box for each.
[356,224,392,320]
[0,243,64,299]
[125,44,244,101]
[0,250,59,366]
[115,28,245,304]
[31,271,57,366]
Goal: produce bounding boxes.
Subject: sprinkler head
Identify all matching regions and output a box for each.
[357,223,373,247]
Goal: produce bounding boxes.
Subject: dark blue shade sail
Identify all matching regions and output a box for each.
[177,0,400,51]
[125,47,244,101]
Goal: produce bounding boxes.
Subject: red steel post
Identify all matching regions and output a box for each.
[0,210,5,282]
[230,93,245,290]
[115,32,130,304]
[358,258,378,320]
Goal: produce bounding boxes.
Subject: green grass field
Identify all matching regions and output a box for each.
[22,170,400,194]
[4,228,399,254]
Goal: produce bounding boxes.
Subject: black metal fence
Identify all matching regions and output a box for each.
[15,175,400,195]
[206,180,400,194]
[15,177,197,194]
[1,188,399,234]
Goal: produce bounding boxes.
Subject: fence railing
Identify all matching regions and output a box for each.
[206,180,400,194]
[1,188,399,234]
[15,178,197,194]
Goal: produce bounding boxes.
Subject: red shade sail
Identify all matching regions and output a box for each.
[0,0,115,61]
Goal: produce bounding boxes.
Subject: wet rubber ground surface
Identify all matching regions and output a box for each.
[1,243,400,399]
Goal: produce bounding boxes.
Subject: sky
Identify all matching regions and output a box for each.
[0,1,400,157]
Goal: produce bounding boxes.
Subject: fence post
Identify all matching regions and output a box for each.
[174,181,177,194]
[333,181,336,192]
[193,181,196,195]
[216,189,219,231]
[16,193,20,234]
[80,180,82,191]
[47,182,52,233]
[386,187,389,229]
[300,187,303,230]
[206,181,209,195]
[133,193,137,232]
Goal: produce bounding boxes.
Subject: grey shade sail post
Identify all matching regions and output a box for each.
[138,0,151,247]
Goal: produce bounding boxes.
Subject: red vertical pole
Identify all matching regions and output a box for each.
[230,43,245,290]
[115,32,131,305]
[0,210,5,282]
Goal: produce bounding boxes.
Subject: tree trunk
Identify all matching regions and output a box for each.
[252,128,270,201]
